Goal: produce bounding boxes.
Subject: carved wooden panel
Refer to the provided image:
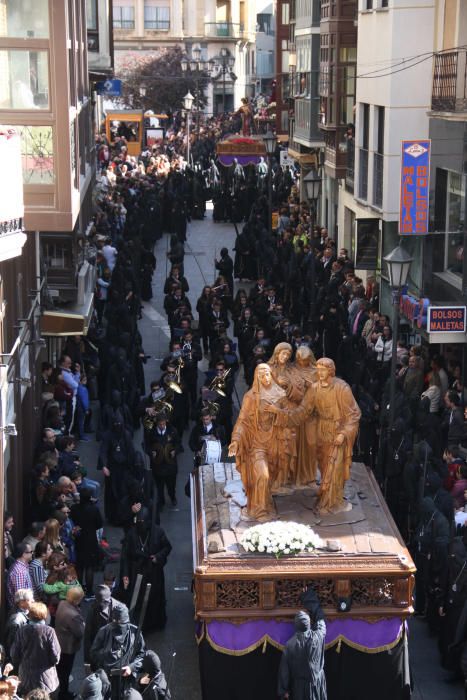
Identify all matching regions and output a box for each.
[275,579,336,608]
[335,579,351,598]
[351,578,395,607]
[261,580,275,609]
[394,577,412,607]
[201,581,217,610]
[216,580,260,609]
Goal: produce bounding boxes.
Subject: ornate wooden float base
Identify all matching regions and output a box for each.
[191,462,415,622]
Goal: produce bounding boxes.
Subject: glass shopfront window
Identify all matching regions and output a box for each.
[0,0,49,38]
[0,49,49,109]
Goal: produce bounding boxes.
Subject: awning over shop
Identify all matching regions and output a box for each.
[41,293,94,336]
[286,148,319,167]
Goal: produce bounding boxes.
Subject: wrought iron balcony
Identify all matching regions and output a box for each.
[204,22,244,38]
[432,49,467,112]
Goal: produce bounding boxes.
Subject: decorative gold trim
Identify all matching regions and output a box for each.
[198,621,405,656]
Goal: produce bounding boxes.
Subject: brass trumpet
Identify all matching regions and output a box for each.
[209,368,231,397]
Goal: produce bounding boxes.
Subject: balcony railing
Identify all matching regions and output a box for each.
[373,152,383,208]
[204,22,244,38]
[144,20,170,30]
[345,138,355,193]
[432,49,467,112]
[359,148,368,201]
[113,19,135,29]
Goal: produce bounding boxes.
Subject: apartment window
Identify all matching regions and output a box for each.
[113,5,135,29]
[366,0,373,8]
[257,13,273,35]
[359,104,369,200]
[382,0,388,6]
[339,47,357,63]
[86,0,98,30]
[0,0,49,38]
[0,50,49,110]
[281,2,290,25]
[86,0,99,51]
[257,51,274,75]
[373,106,384,208]
[340,65,355,125]
[144,2,170,30]
[17,125,55,184]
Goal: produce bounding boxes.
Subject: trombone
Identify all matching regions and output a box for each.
[167,357,184,395]
[209,368,231,397]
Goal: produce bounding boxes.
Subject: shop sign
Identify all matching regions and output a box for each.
[96,79,122,97]
[399,293,429,329]
[399,140,431,235]
[428,306,466,333]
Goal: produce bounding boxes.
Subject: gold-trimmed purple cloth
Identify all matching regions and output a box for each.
[196,618,406,655]
[217,154,263,166]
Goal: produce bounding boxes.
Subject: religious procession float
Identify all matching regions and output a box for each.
[191,349,415,700]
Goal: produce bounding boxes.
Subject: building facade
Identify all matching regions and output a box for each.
[0,0,97,543]
[0,127,42,604]
[274,0,292,136]
[337,0,435,311]
[319,0,357,237]
[251,0,275,97]
[112,0,257,114]
[284,0,323,197]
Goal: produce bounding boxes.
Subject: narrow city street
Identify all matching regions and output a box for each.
[69,206,463,700]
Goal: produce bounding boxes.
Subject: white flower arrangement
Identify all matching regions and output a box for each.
[240,521,322,559]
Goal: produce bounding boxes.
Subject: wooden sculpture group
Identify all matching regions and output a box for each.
[228,344,361,522]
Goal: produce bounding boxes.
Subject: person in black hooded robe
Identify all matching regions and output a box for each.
[78,669,110,700]
[90,604,145,700]
[120,509,172,632]
[137,650,172,700]
[101,389,134,437]
[413,496,450,619]
[278,592,327,700]
[438,538,467,671]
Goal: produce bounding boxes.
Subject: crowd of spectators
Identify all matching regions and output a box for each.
[2,107,467,698]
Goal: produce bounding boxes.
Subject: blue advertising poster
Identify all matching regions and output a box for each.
[95,79,122,97]
[428,306,466,333]
[399,140,431,235]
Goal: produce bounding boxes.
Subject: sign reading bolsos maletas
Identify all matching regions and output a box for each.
[399,139,431,235]
[428,306,467,333]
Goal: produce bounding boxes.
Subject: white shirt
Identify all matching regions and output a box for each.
[102,244,117,272]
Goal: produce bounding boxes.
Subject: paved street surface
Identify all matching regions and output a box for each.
[74,204,462,699]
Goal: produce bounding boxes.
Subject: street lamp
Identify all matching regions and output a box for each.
[263,129,277,239]
[209,48,236,114]
[382,245,413,492]
[181,46,207,138]
[183,91,194,166]
[304,168,322,232]
[303,168,322,205]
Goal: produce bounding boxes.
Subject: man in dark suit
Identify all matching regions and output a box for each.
[318,246,336,286]
[149,415,180,509]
